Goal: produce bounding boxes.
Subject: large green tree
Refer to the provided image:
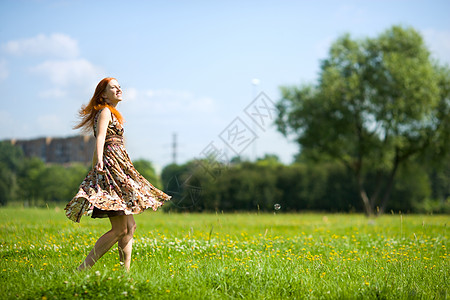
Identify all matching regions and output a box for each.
[275,26,450,215]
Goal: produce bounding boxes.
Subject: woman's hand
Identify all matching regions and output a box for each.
[96,160,106,174]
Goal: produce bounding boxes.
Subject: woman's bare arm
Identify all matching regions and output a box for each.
[94,108,112,173]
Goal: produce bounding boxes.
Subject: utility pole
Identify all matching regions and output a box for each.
[172,132,177,164]
[251,78,260,161]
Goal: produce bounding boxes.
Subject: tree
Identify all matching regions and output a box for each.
[275,26,450,215]
[161,161,205,211]
[17,157,45,206]
[0,164,15,205]
[0,141,24,205]
[64,163,90,200]
[40,164,71,202]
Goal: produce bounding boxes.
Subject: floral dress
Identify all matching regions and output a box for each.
[65,108,171,223]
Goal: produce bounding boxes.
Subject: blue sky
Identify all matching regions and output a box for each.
[1,0,449,170]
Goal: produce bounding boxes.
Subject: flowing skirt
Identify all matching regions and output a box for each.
[65,142,171,223]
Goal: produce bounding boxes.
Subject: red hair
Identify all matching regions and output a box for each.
[74,77,124,133]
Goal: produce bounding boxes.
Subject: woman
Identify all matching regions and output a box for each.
[65,77,171,271]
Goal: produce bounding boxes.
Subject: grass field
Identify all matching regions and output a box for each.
[0,208,448,299]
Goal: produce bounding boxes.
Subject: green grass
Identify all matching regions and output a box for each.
[0,208,448,299]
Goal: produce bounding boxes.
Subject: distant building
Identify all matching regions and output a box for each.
[8,135,95,165]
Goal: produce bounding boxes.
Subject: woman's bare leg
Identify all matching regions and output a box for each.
[118,215,136,271]
[77,215,128,270]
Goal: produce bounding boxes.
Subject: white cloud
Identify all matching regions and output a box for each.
[31,58,105,87]
[3,33,79,59]
[0,59,8,81]
[141,89,216,114]
[38,88,67,99]
[2,33,104,97]
[119,88,224,168]
[186,96,216,112]
[422,29,450,64]
[145,89,194,99]
[125,87,138,102]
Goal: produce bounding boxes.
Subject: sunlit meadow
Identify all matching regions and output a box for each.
[0,208,448,299]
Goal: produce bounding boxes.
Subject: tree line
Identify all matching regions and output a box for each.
[0,141,161,207]
[160,154,449,214]
[1,138,447,213]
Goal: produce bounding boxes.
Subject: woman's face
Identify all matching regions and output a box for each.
[102,79,122,105]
